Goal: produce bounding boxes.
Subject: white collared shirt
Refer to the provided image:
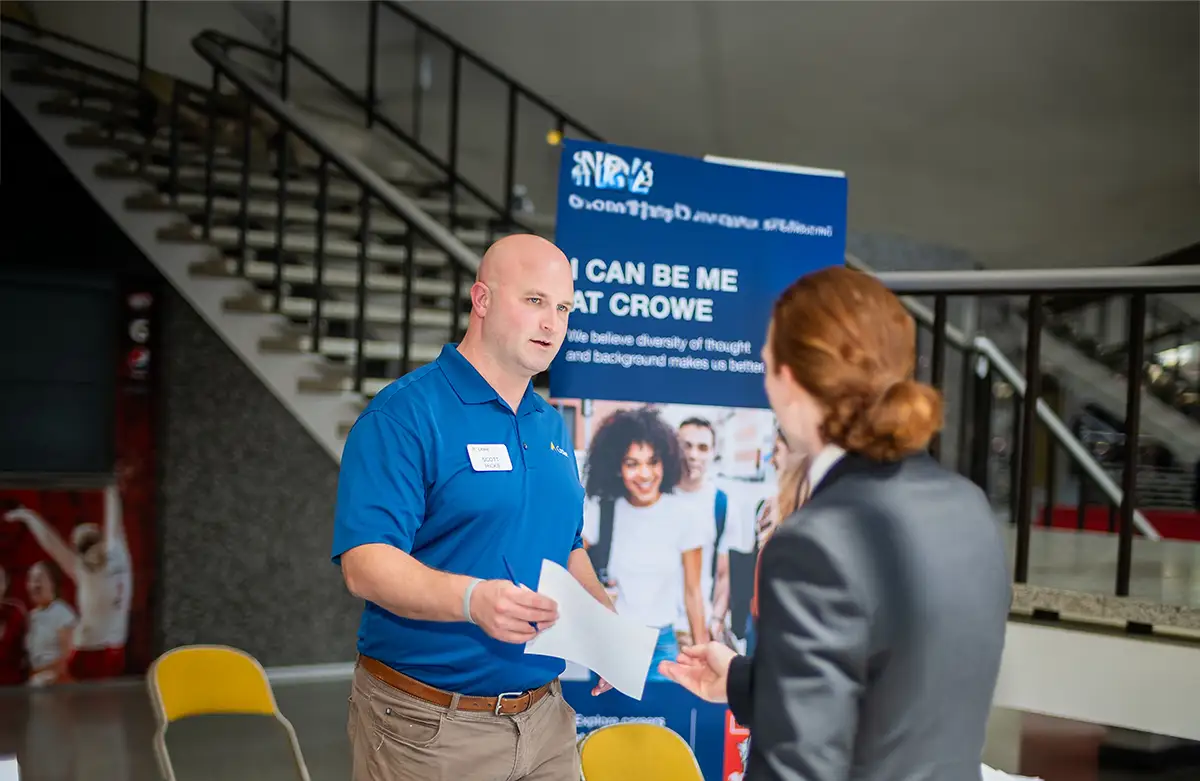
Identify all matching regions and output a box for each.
[807,443,847,492]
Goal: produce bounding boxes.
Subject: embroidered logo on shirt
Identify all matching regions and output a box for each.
[550,442,570,458]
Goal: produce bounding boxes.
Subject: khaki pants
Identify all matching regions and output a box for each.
[347,663,580,781]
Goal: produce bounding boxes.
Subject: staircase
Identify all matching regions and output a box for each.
[1,18,572,458]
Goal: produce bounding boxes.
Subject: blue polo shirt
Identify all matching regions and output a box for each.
[331,343,585,696]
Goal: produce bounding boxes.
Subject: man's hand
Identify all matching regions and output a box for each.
[469,580,559,644]
[658,642,737,703]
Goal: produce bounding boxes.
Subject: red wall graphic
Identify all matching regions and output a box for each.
[0,283,157,687]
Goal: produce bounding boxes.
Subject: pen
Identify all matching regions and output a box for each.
[502,555,539,629]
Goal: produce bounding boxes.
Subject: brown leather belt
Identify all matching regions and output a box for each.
[358,654,554,716]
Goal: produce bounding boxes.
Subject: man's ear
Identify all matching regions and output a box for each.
[470,281,490,317]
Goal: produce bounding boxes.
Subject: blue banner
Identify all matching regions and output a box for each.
[563,679,729,773]
[550,140,847,781]
[549,139,848,409]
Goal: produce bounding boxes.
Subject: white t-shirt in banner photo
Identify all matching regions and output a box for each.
[670,481,751,629]
[581,492,715,630]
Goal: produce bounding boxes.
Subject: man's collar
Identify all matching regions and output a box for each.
[436,343,545,415]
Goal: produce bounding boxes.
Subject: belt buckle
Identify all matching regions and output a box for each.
[494,691,525,715]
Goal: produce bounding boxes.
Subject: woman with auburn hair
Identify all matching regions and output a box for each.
[661,267,1012,781]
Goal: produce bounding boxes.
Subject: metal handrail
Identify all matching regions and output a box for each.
[872,264,1200,294]
[191,31,482,277]
[212,31,542,237]
[848,253,1164,542]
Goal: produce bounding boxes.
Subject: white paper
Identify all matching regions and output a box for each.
[524,559,659,700]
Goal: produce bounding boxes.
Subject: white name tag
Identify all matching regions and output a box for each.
[467,444,513,472]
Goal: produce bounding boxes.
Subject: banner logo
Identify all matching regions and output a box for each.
[570,150,654,195]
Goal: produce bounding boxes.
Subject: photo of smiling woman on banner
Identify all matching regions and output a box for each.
[580,406,712,681]
[550,397,780,667]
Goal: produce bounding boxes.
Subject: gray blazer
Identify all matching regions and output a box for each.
[728,451,1011,781]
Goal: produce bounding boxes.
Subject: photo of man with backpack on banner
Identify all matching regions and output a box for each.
[548,398,780,666]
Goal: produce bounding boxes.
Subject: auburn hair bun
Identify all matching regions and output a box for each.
[770,267,944,461]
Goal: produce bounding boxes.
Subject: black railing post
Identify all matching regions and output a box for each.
[447,50,461,228]
[401,230,416,374]
[967,354,992,492]
[202,71,220,240]
[272,134,289,311]
[279,0,291,100]
[137,0,149,79]
[449,264,463,343]
[410,28,423,141]
[503,84,518,224]
[354,190,373,393]
[1041,413,1058,527]
[271,5,291,313]
[237,96,253,274]
[929,294,948,460]
[1076,476,1088,530]
[1014,294,1043,584]
[367,0,379,128]
[312,158,330,353]
[167,85,181,205]
[1116,293,1147,596]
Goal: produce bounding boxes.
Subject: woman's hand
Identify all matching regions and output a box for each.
[658,642,737,703]
[755,499,778,546]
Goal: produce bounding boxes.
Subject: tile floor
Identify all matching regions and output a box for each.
[0,677,1195,781]
[1005,525,1200,609]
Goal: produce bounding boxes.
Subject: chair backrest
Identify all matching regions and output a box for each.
[148,644,279,723]
[578,723,704,781]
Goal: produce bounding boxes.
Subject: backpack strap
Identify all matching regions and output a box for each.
[711,489,728,580]
[714,488,728,542]
[587,497,616,579]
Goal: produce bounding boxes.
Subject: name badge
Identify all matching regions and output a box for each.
[467,444,513,472]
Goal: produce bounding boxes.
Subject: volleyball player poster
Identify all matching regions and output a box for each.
[550,140,846,779]
[0,285,157,687]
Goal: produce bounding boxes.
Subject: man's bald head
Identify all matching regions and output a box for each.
[476,234,569,289]
[463,234,575,379]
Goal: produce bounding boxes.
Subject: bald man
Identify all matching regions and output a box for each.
[333,234,612,781]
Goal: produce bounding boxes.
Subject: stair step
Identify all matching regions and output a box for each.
[260,334,444,363]
[309,375,550,407]
[128,192,493,247]
[302,375,408,399]
[100,160,514,226]
[12,67,138,103]
[74,126,424,185]
[38,98,141,125]
[98,158,364,201]
[225,291,467,329]
[159,223,450,268]
[68,126,236,160]
[190,256,463,298]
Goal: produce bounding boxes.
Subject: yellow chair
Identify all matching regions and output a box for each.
[578,722,704,781]
[146,644,311,781]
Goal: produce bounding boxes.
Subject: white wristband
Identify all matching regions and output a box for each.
[463,578,483,624]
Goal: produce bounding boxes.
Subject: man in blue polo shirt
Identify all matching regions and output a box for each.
[332,234,613,781]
